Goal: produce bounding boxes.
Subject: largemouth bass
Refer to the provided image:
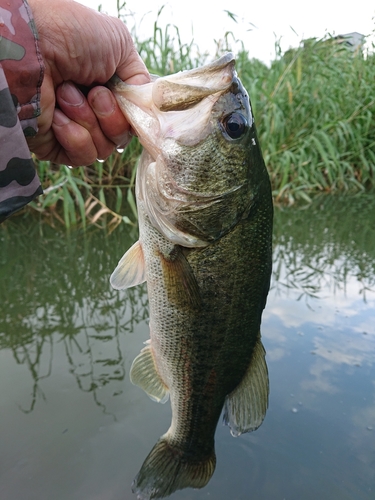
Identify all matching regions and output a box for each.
[109,53,273,499]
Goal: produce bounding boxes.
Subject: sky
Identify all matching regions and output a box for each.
[76,0,375,63]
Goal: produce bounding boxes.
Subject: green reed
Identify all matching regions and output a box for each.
[236,37,375,203]
[27,8,375,227]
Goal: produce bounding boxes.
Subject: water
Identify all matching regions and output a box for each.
[0,195,374,500]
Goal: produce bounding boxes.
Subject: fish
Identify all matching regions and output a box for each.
[109,53,273,499]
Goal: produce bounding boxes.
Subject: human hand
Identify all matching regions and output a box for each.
[27,0,149,166]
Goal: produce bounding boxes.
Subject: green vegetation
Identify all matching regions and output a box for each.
[27,7,375,228]
[238,37,375,204]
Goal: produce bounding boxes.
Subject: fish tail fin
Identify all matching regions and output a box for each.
[132,436,216,500]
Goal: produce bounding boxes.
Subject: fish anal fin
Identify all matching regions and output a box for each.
[130,344,169,404]
[133,436,216,500]
[159,246,201,310]
[223,336,269,436]
[110,241,146,290]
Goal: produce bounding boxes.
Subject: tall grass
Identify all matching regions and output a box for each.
[237,37,375,203]
[29,136,141,230]
[27,7,375,227]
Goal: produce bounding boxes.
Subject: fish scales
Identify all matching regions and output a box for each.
[109,53,273,500]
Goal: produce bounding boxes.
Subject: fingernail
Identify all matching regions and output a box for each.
[53,109,70,126]
[91,88,116,116]
[60,82,84,106]
[113,131,131,149]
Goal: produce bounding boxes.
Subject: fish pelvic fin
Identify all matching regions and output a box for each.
[223,335,269,436]
[133,436,216,500]
[159,246,201,310]
[130,344,169,404]
[110,241,146,290]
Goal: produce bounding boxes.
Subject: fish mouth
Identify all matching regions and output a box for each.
[108,53,238,154]
[109,54,254,247]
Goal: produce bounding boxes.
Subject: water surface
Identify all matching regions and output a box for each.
[0,195,374,500]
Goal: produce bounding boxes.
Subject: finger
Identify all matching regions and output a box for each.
[27,127,59,163]
[110,18,150,86]
[56,82,115,160]
[51,109,98,166]
[88,86,131,147]
[117,47,150,85]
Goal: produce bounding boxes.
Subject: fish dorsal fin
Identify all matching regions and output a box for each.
[110,240,146,290]
[159,246,201,310]
[130,344,169,404]
[223,336,269,436]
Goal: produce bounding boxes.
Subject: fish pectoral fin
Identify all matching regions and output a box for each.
[130,345,169,404]
[110,241,146,290]
[160,246,201,310]
[223,336,269,436]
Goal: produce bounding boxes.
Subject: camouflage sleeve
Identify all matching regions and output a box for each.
[0,0,44,223]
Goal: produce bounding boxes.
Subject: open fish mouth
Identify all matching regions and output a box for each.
[108,53,241,153]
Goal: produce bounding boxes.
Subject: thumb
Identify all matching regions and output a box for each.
[113,23,150,85]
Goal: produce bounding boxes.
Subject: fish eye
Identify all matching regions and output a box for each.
[222,113,248,139]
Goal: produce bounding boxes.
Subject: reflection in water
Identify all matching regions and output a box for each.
[263,195,375,500]
[272,194,375,302]
[0,222,148,415]
[0,194,374,500]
